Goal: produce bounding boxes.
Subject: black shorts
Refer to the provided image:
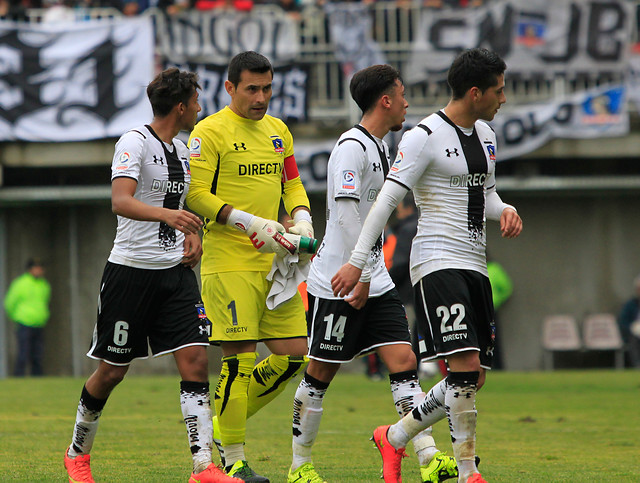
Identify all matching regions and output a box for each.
[87,261,211,365]
[413,269,495,369]
[307,288,411,363]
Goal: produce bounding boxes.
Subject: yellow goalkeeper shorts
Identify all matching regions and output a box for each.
[202,270,307,343]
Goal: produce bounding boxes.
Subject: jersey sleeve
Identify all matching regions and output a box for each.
[186,127,227,221]
[111,131,145,182]
[282,171,311,215]
[387,126,431,191]
[279,125,310,214]
[332,140,368,200]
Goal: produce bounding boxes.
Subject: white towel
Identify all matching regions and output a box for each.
[266,252,310,310]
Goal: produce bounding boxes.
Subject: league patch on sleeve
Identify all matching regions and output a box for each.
[189,137,201,158]
[342,170,356,190]
[390,151,403,172]
[115,151,130,170]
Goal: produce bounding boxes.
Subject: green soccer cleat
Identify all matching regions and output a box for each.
[226,460,269,483]
[287,462,327,483]
[420,451,458,482]
[212,415,226,468]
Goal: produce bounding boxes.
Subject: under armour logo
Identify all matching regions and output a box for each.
[152,155,164,164]
[234,142,247,151]
[372,162,381,172]
[198,325,208,335]
[445,148,459,157]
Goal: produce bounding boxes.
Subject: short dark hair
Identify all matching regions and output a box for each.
[146,68,200,117]
[447,48,506,100]
[26,257,44,270]
[350,64,402,114]
[227,51,274,87]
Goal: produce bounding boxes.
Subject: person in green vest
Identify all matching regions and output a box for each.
[4,257,51,377]
[487,258,513,369]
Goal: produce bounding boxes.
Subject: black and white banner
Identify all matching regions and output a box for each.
[323,2,386,75]
[292,83,628,192]
[0,17,153,142]
[489,84,628,160]
[151,8,299,65]
[167,62,308,124]
[406,0,632,84]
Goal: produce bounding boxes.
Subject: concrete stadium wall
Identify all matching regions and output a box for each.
[487,191,640,370]
[1,190,639,376]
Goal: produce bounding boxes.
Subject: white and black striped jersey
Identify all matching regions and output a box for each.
[108,125,191,270]
[387,110,509,284]
[307,125,395,299]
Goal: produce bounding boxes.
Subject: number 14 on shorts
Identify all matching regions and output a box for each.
[324,314,346,343]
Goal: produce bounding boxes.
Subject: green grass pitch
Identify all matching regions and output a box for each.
[1,370,639,481]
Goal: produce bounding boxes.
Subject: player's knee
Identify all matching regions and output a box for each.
[286,355,308,379]
[99,365,127,388]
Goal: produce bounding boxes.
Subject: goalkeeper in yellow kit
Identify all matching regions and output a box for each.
[186,51,313,483]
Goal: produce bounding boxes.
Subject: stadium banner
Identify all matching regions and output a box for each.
[0,17,153,142]
[151,8,299,65]
[389,84,628,162]
[323,2,386,75]
[167,62,308,124]
[290,84,628,192]
[405,0,632,84]
[489,84,629,160]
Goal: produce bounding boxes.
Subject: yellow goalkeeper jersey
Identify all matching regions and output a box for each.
[186,106,310,274]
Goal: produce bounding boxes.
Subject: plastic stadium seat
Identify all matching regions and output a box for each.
[542,315,582,370]
[582,313,625,369]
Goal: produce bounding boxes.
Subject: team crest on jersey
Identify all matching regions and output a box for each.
[116,151,130,170]
[342,170,355,189]
[183,159,190,174]
[189,137,201,158]
[486,144,496,161]
[196,303,207,319]
[391,151,403,172]
[271,136,285,153]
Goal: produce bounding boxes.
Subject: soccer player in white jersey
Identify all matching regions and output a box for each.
[288,65,457,483]
[332,49,523,483]
[63,68,241,483]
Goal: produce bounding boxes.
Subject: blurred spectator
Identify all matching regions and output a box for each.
[486,256,512,369]
[4,258,51,377]
[158,0,190,15]
[0,0,28,20]
[276,0,301,20]
[424,0,483,7]
[194,0,253,11]
[618,274,640,368]
[388,192,417,306]
[40,0,75,21]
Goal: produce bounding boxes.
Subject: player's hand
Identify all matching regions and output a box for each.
[331,263,362,298]
[500,207,522,239]
[163,209,203,235]
[246,217,290,257]
[288,219,314,239]
[345,281,369,310]
[182,233,202,268]
[287,219,314,263]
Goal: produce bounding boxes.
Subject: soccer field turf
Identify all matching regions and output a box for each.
[0,370,638,482]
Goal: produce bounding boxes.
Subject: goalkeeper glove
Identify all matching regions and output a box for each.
[288,210,314,262]
[227,209,289,257]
